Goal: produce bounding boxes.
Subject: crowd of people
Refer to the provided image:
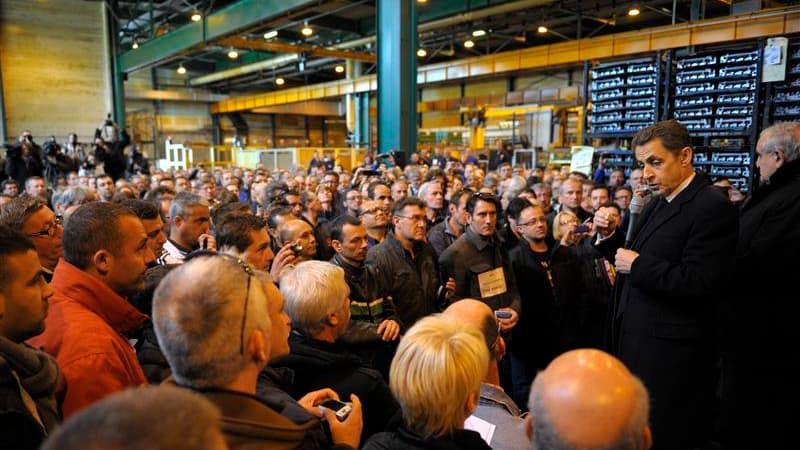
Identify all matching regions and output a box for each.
[1,119,798,450]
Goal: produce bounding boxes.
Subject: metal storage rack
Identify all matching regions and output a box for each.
[583,54,664,178]
[669,43,763,194]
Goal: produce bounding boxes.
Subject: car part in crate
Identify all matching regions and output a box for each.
[625,111,655,121]
[592,77,625,91]
[717,92,754,104]
[676,69,716,83]
[591,66,626,78]
[676,55,717,69]
[719,51,758,64]
[592,89,624,101]
[710,166,750,177]
[715,117,752,130]
[715,106,752,116]
[590,123,623,133]
[592,101,624,112]
[590,112,623,123]
[627,86,656,97]
[628,74,656,86]
[676,82,715,96]
[680,119,711,130]
[674,107,713,119]
[774,105,800,116]
[627,62,656,74]
[718,64,757,78]
[718,79,756,91]
[624,122,650,132]
[675,95,715,107]
[626,98,656,109]
[712,152,751,165]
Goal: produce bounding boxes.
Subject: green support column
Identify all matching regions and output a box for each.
[377,0,416,163]
[107,5,126,128]
[356,93,370,149]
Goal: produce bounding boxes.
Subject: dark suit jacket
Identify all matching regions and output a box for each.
[613,173,738,450]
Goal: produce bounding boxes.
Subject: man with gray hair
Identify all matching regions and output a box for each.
[526,349,652,450]
[157,190,215,264]
[40,386,229,450]
[0,195,63,281]
[720,122,800,449]
[153,255,362,449]
[418,180,445,228]
[276,260,399,442]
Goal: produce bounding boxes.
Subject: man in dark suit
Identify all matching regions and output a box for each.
[720,122,800,450]
[612,120,738,450]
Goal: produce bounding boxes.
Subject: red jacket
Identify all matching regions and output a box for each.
[28,261,148,418]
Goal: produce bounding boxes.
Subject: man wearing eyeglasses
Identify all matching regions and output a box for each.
[0,196,63,282]
[358,200,389,247]
[29,202,155,418]
[367,197,453,330]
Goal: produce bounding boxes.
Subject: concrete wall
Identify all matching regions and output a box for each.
[0,0,111,143]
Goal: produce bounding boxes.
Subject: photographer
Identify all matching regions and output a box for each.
[93,114,130,181]
[4,131,44,188]
[42,137,78,187]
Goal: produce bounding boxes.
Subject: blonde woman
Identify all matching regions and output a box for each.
[552,209,591,247]
[363,315,491,450]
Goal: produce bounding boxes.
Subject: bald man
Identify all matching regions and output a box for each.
[444,300,528,450]
[526,349,652,450]
[277,219,318,262]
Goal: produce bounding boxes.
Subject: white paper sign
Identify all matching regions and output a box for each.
[570,146,595,176]
[465,415,496,445]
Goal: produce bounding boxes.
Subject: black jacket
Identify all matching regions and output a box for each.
[364,426,491,450]
[4,144,43,188]
[272,333,399,442]
[367,233,443,330]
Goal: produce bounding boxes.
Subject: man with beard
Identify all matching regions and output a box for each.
[508,203,581,406]
[29,202,155,417]
[0,227,60,450]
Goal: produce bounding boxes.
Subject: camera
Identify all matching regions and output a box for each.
[320,399,352,422]
[574,224,591,234]
[495,310,512,319]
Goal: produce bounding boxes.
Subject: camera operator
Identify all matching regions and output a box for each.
[93,114,130,181]
[4,131,44,188]
[42,137,78,187]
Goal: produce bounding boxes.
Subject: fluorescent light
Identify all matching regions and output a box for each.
[191,12,201,22]
[472,29,486,37]
[177,64,187,74]
[275,77,285,86]
[417,48,427,57]
[628,7,641,16]
[263,30,278,40]
[228,48,239,59]
[537,25,548,33]
[464,39,475,48]
[335,65,345,73]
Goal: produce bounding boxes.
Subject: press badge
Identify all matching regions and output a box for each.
[478,267,507,298]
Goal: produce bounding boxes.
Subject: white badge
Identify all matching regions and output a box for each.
[478,267,507,298]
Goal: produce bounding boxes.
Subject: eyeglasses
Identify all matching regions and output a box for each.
[395,214,427,223]
[184,251,254,355]
[518,217,547,227]
[27,215,63,238]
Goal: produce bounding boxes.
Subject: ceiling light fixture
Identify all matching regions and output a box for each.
[191,11,202,22]
[472,29,487,37]
[227,48,239,59]
[628,7,641,16]
[263,30,278,40]
[417,48,427,57]
[335,65,345,73]
[464,39,475,48]
[132,40,139,49]
[537,25,548,33]
[177,64,187,74]
[417,0,427,3]
[301,22,313,37]
[275,77,285,86]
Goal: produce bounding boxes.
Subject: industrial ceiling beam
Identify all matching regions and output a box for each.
[118,0,317,73]
[218,37,377,63]
[212,5,800,113]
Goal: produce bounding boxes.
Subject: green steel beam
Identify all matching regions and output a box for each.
[378,0,416,159]
[119,0,316,73]
[357,0,498,36]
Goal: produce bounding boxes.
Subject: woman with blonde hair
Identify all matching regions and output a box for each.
[363,315,491,449]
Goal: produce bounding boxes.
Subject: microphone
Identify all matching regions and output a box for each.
[624,186,651,248]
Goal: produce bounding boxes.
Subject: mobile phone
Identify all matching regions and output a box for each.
[320,399,352,422]
[291,242,304,254]
[495,310,512,319]
[574,224,591,233]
